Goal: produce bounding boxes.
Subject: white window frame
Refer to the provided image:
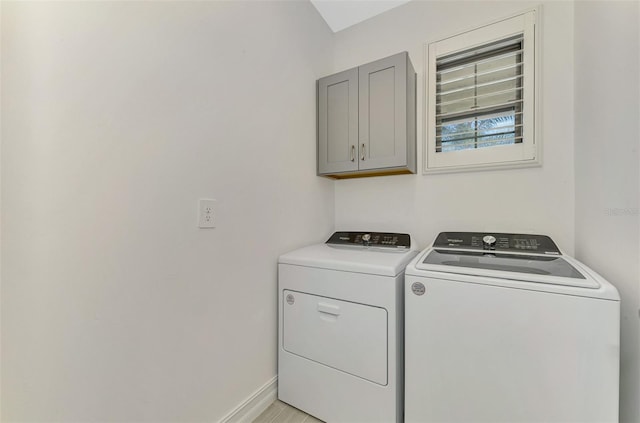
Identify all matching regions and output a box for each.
[424,9,540,173]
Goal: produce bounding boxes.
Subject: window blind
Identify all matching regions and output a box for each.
[435,35,524,153]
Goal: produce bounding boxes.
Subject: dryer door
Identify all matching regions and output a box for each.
[282,290,388,385]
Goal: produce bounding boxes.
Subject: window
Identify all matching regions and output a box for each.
[425,10,539,173]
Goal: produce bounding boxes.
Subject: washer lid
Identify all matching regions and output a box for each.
[416,249,599,289]
[279,243,418,277]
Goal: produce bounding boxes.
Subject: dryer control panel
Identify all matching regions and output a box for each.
[327,231,411,249]
[433,232,561,254]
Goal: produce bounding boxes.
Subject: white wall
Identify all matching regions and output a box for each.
[0,1,334,421]
[574,2,640,422]
[0,0,3,417]
[332,1,576,253]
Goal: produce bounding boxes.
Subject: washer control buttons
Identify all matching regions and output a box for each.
[482,235,497,250]
[326,232,411,249]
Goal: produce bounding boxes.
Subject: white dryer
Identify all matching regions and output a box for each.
[404,232,620,423]
[278,232,418,423]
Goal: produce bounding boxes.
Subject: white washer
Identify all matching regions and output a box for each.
[404,232,620,423]
[278,231,418,423]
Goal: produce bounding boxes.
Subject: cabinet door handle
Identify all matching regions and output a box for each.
[350,145,355,162]
[361,143,366,161]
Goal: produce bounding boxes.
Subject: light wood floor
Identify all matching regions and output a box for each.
[253,400,324,423]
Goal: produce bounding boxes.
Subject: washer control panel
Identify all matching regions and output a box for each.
[433,232,561,254]
[326,231,411,249]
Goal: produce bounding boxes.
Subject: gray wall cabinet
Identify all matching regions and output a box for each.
[317,52,416,178]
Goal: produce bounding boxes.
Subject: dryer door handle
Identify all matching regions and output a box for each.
[317,302,341,316]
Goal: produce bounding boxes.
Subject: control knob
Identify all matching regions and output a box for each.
[482,235,497,250]
[362,233,371,246]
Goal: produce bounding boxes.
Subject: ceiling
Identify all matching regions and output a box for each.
[310,0,411,33]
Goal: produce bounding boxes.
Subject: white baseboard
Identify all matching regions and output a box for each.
[219,376,278,423]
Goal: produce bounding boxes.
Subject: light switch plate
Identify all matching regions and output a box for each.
[198,199,216,228]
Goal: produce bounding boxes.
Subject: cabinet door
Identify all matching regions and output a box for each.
[317,68,359,175]
[358,53,409,171]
